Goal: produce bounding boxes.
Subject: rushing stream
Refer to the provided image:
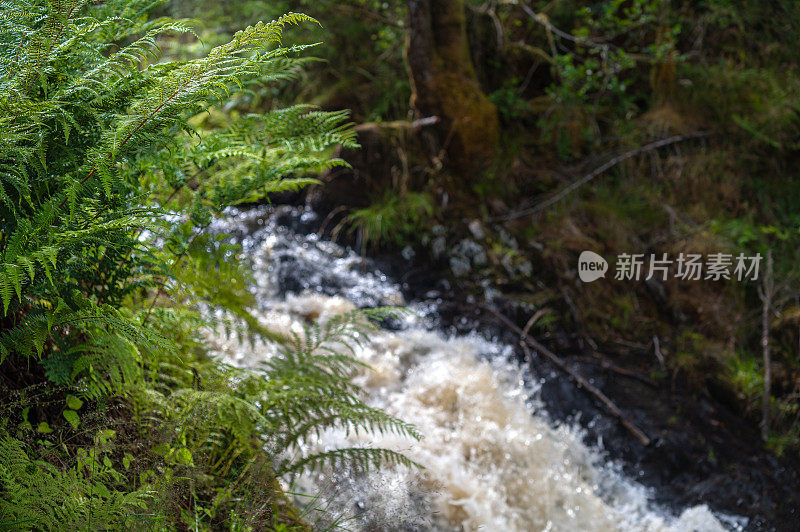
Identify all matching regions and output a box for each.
[206,205,743,531]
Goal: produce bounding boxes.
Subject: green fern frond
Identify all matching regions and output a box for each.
[279,447,422,479]
[0,435,154,531]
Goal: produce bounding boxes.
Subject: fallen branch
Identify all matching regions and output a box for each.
[496,132,711,221]
[411,115,440,129]
[483,304,652,446]
[578,355,658,388]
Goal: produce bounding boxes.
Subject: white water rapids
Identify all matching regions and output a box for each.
[206,206,742,531]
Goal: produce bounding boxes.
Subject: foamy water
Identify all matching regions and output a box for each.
[206,206,740,531]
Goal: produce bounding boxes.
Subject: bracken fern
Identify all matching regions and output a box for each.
[0,1,416,529]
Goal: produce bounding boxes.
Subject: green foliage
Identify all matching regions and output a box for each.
[726,354,762,411]
[489,84,532,123]
[145,309,420,479]
[0,1,416,529]
[343,191,434,250]
[0,432,153,530]
[678,63,800,153]
[536,0,681,158]
[0,0,352,373]
[169,0,410,122]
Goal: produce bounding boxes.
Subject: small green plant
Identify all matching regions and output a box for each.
[490,84,532,123]
[726,353,763,411]
[0,430,153,530]
[343,191,434,250]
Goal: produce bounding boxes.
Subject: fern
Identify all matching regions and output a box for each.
[0,435,153,531]
[143,308,420,479]
[0,0,353,388]
[0,1,418,528]
[342,191,435,250]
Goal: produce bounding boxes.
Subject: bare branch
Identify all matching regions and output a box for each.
[496,132,711,221]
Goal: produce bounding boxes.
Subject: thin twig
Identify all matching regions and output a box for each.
[495,132,711,221]
[520,4,612,50]
[652,335,665,369]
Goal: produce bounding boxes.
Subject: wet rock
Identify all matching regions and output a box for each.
[449,239,488,277]
[449,255,471,277]
[431,236,447,259]
[468,219,486,240]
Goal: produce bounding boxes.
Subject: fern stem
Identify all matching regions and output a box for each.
[58,66,206,210]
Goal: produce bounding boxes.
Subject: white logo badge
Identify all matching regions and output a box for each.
[578,251,608,283]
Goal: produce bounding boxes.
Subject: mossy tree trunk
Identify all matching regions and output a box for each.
[406,0,499,176]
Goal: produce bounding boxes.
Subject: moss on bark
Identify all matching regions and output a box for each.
[405,0,499,175]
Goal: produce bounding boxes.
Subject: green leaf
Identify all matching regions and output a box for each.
[97,429,116,445]
[41,260,54,287]
[6,265,22,306]
[36,422,52,434]
[20,407,32,431]
[95,483,111,499]
[61,117,71,143]
[1,274,13,316]
[175,447,193,465]
[18,256,34,282]
[66,394,83,410]
[123,453,133,471]
[152,443,169,457]
[63,409,79,429]
[31,321,48,357]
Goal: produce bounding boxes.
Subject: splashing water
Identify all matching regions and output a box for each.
[207,206,740,531]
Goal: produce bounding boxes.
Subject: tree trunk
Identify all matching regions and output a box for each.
[405,0,499,175]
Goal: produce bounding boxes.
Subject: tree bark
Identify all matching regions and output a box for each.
[405,0,499,175]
